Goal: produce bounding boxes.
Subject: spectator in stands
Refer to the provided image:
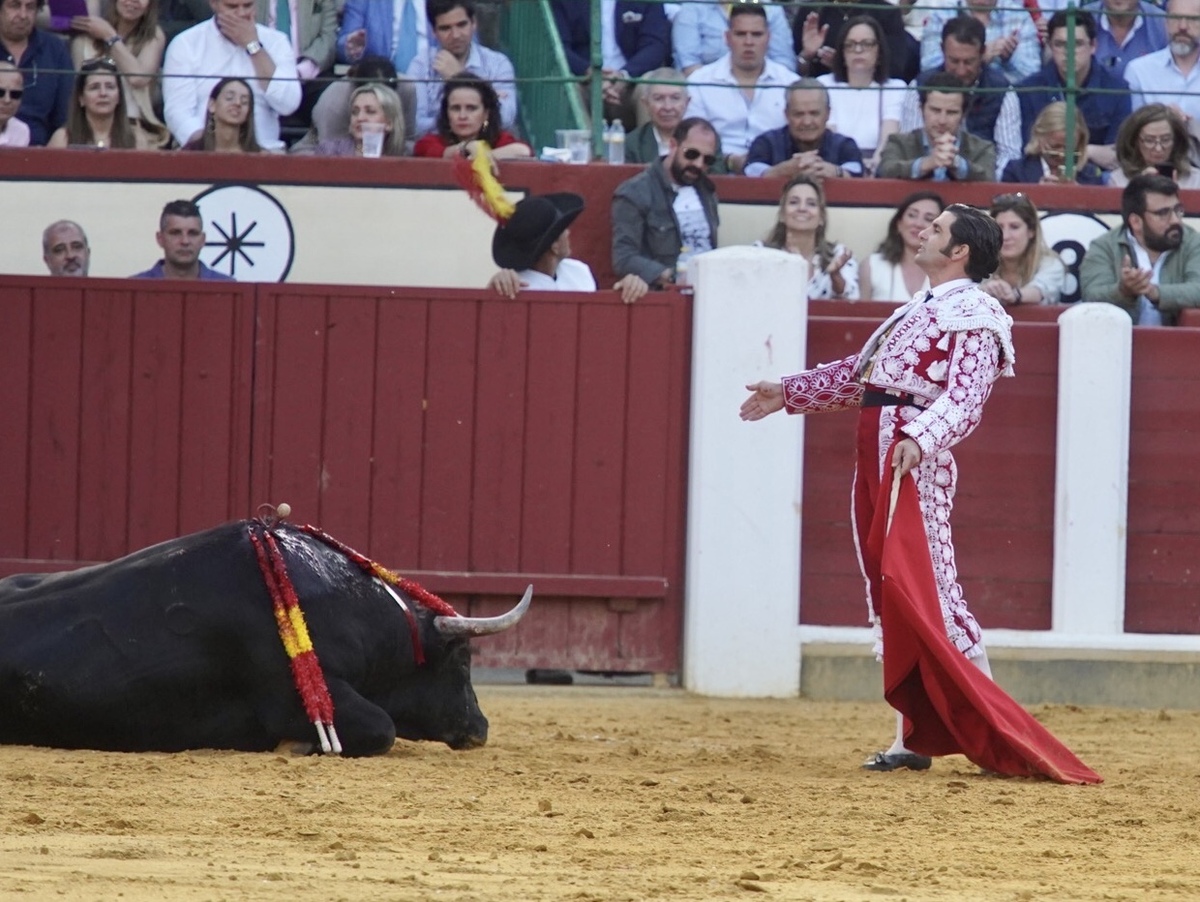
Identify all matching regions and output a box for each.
[627,67,729,172]
[1125,0,1200,122]
[1111,103,1200,188]
[254,0,337,126]
[70,0,170,147]
[49,59,141,148]
[314,83,404,157]
[0,58,29,145]
[860,190,943,302]
[982,193,1066,306]
[1016,11,1129,173]
[0,0,73,145]
[159,0,209,44]
[920,0,1040,85]
[42,219,90,276]
[412,73,529,159]
[291,56,417,156]
[487,193,649,302]
[685,3,794,174]
[760,173,859,300]
[1002,101,1105,184]
[815,15,905,174]
[1082,0,1168,78]
[338,0,428,74]
[408,0,515,138]
[877,72,995,181]
[132,199,235,280]
[162,0,300,151]
[673,0,794,76]
[900,15,1022,179]
[612,117,719,288]
[550,0,669,130]
[1081,173,1200,325]
[743,78,864,179]
[181,76,262,151]
[794,0,912,83]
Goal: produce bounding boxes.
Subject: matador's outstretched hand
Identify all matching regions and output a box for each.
[740,381,785,421]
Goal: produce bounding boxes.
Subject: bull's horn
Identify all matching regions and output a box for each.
[433,585,533,637]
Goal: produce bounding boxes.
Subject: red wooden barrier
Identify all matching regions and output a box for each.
[0,278,692,672]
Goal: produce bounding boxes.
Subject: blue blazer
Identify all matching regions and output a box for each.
[337,0,425,64]
[550,0,669,78]
[1001,155,1105,186]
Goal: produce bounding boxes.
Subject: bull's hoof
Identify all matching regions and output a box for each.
[525,668,573,685]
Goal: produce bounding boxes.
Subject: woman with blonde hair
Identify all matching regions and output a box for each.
[315,83,405,157]
[1001,101,1103,185]
[181,78,262,153]
[761,174,858,300]
[48,59,139,148]
[1110,103,1200,188]
[70,0,169,148]
[981,193,1066,306]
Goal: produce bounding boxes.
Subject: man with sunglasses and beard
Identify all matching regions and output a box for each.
[612,116,720,288]
[1081,173,1200,325]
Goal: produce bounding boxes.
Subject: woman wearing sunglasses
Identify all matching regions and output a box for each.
[0,61,30,147]
[980,193,1065,306]
[1110,104,1200,189]
[1000,102,1104,186]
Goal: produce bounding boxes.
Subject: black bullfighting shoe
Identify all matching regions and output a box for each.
[861,751,933,772]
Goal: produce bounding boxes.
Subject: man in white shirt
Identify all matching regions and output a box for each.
[408,0,516,137]
[684,3,794,174]
[488,194,648,304]
[163,0,301,150]
[1124,0,1200,122]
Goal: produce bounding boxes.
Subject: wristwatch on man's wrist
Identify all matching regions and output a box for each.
[245,40,263,56]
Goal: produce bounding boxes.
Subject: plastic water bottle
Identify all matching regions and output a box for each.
[607,118,625,164]
[676,245,694,287]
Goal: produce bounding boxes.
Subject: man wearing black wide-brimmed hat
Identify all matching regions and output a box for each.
[487,192,649,303]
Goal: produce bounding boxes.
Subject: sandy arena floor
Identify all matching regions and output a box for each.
[1,686,1197,901]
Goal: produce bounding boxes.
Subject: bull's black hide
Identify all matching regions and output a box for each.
[0,521,519,757]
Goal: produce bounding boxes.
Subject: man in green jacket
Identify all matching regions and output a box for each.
[1080,173,1200,326]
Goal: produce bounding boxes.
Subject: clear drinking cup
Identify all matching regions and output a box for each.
[360,122,386,158]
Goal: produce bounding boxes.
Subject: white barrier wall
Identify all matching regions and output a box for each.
[1053,304,1131,635]
[682,247,809,697]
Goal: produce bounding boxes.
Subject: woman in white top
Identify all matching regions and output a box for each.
[981,193,1066,306]
[861,190,943,302]
[816,16,904,175]
[761,174,859,301]
[70,0,169,148]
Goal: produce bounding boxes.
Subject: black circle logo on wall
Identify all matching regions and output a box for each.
[191,184,296,282]
[1038,212,1110,305]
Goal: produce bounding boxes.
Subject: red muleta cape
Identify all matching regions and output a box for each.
[868,459,1103,785]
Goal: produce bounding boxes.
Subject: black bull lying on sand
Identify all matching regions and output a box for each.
[0,520,532,757]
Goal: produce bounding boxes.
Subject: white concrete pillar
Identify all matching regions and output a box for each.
[1052,303,1131,634]
[682,247,809,696]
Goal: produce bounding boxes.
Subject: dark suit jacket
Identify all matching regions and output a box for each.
[1001,154,1105,185]
[551,0,670,78]
[876,128,995,182]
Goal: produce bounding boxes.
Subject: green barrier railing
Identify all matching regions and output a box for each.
[501,0,588,156]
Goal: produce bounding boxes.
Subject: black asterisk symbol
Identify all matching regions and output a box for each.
[206,212,266,277]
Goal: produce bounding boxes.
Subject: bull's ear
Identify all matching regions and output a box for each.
[433,585,532,637]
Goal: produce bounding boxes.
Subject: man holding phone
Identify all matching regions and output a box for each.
[1081,174,1200,326]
